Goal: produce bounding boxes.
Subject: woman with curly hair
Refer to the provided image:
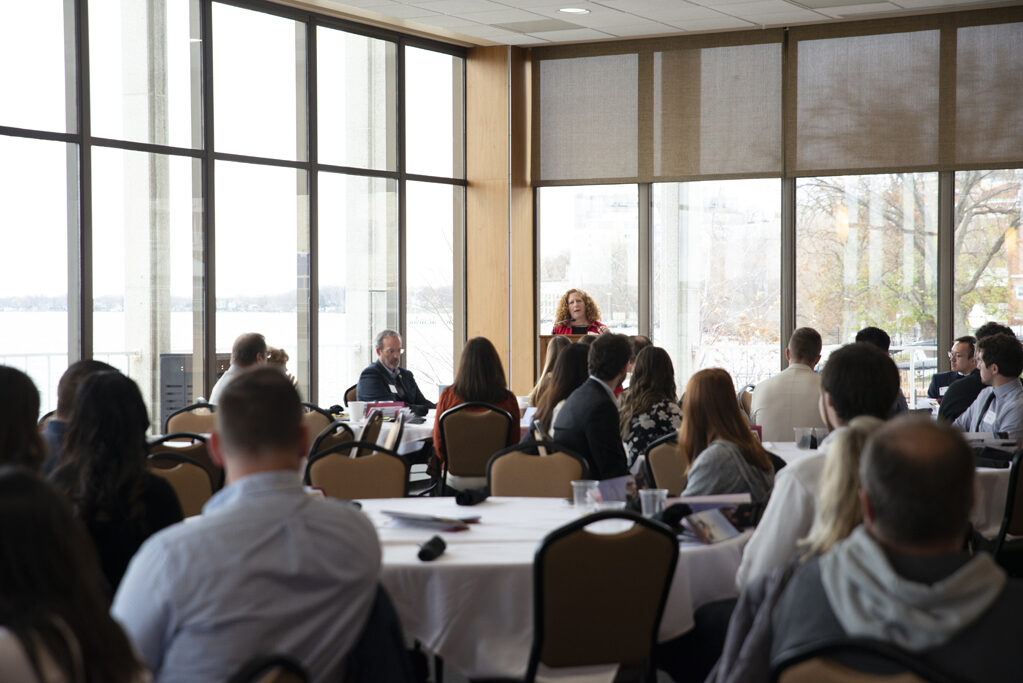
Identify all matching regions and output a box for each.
[0,467,147,682]
[551,289,608,335]
[50,371,182,594]
[678,368,774,504]
[619,347,682,463]
[0,366,47,471]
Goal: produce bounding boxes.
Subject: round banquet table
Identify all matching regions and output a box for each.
[358,496,750,679]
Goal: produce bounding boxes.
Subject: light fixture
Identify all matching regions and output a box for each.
[558,7,590,14]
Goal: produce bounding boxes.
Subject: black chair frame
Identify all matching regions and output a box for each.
[303,440,410,498]
[993,450,1023,560]
[770,637,958,683]
[302,401,334,421]
[344,384,359,406]
[437,401,515,490]
[526,510,679,683]
[162,401,216,434]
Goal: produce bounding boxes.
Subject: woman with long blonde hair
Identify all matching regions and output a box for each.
[528,334,571,407]
[798,415,884,558]
[678,368,774,504]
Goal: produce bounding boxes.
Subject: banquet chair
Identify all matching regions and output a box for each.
[353,409,384,458]
[304,441,409,500]
[530,419,552,456]
[526,510,678,682]
[438,402,516,491]
[309,421,356,457]
[771,638,956,683]
[344,384,358,406]
[147,432,222,489]
[644,431,684,495]
[381,411,407,451]
[737,383,755,419]
[37,410,55,427]
[227,654,308,683]
[487,440,589,498]
[301,402,334,437]
[993,450,1023,573]
[164,401,216,435]
[147,453,215,517]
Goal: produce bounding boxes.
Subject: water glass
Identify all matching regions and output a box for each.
[571,480,599,509]
[640,488,668,517]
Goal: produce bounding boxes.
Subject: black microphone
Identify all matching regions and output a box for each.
[418,535,446,561]
[553,318,575,326]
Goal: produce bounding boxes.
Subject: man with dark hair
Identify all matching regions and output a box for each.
[940,322,1017,423]
[113,367,382,681]
[928,335,976,399]
[953,333,1023,439]
[855,326,908,415]
[40,359,116,473]
[750,327,826,442]
[552,333,631,479]
[769,418,1022,682]
[737,342,899,588]
[356,329,435,414]
[208,332,267,404]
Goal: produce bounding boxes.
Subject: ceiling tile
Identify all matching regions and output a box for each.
[714,0,801,12]
[503,33,551,44]
[602,21,687,36]
[653,5,737,21]
[673,15,756,30]
[372,4,443,19]
[491,18,581,32]
[815,1,903,16]
[461,7,552,23]
[412,14,488,28]
[891,0,983,7]
[410,0,508,14]
[527,27,617,41]
[324,0,402,8]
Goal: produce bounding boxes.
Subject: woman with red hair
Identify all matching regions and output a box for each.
[551,289,607,335]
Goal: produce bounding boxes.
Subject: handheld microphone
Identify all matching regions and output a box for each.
[418,535,446,561]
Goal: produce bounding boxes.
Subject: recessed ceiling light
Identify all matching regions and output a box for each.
[559,7,590,14]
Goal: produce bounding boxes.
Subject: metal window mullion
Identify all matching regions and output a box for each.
[639,183,651,337]
[937,171,954,371]
[201,0,217,397]
[780,177,796,370]
[76,0,93,362]
[307,20,319,403]
[397,41,407,358]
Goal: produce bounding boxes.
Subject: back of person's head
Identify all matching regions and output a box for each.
[0,468,144,683]
[855,326,891,352]
[266,346,289,367]
[0,366,46,471]
[59,371,150,518]
[56,359,116,419]
[450,337,508,404]
[216,366,302,457]
[232,332,267,366]
[977,333,1023,379]
[800,415,885,558]
[535,343,590,430]
[619,347,677,436]
[587,333,631,381]
[820,343,900,423]
[975,321,1015,340]
[788,327,823,364]
[629,335,652,360]
[541,335,571,375]
[375,329,401,351]
[577,334,597,346]
[679,368,770,472]
[860,417,974,547]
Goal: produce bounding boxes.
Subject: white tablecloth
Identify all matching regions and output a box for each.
[765,441,1011,538]
[359,496,749,679]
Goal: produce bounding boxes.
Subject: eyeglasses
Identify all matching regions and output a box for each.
[948,352,971,360]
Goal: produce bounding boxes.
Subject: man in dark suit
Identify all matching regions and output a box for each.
[552,332,631,480]
[928,335,976,399]
[356,329,436,414]
[939,322,1015,423]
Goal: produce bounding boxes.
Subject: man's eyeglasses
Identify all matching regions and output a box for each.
[948,352,971,360]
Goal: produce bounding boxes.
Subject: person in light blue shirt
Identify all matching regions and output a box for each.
[954,333,1023,440]
[112,367,381,683]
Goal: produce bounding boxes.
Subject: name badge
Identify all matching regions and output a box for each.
[388,384,398,394]
[939,385,948,396]
[981,408,996,427]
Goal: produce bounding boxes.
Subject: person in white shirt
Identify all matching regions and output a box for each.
[749,327,826,442]
[207,332,267,405]
[735,342,900,589]
[953,333,1023,440]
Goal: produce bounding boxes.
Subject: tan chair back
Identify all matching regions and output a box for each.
[309,421,355,457]
[488,450,585,498]
[148,455,214,517]
[779,658,925,683]
[441,404,515,477]
[148,435,221,489]
[354,410,385,458]
[647,438,685,495]
[344,384,358,406]
[305,442,408,500]
[381,412,406,451]
[302,408,332,437]
[167,407,215,435]
[530,512,678,678]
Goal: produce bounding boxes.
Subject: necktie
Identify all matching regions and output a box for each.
[394,372,409,401]
[974,392,996,433]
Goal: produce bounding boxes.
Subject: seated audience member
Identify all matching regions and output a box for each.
[40,359,116,474]
[735,342,899,588]
[528,334,571,407]
[677,369,774,504]
[266,345,298,387]
[113,367,382,681]
[619,346,682,463]
[855,326,908,415]
[532,343,590,436]
[50,371,183,593]
[208,332,267,404]
[928,335,976,399]
[552,334,632,479]
[940,322,1017,423]
[749,327,826,442]
[0,468,146,683]
[357,329,436,414]
[0,366,47,471]
[433,337,520,465]
[619,334,652,394]
[769,418,1023,683]
[551,288,608,335]
[953,332,1023,440]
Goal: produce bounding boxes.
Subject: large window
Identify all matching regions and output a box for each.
[0,0,465,417]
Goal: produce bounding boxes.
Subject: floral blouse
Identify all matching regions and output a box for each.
[623,398,682,464]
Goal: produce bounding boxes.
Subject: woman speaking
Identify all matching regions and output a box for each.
[551,289,608,335]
